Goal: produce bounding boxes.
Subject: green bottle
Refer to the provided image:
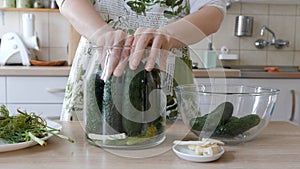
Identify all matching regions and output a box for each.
[203,42,217,69]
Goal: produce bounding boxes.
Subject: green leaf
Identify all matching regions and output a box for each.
[174,0,184,7]
[165,0,174,6]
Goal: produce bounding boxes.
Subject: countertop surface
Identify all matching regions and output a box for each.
[193,68,241,78]
[0,66,71,76]
[0,121,299,169]
[1,66,300,79]
[0,66,241,77]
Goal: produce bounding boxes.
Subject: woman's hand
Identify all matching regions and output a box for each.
[100,28,178,81]
[96,30,133,81]
[129,27,181,72]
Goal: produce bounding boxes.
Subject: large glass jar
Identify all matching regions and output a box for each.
[83,46,169,149]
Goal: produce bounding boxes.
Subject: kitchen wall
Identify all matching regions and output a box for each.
[190,2,300,68]
[1,2,300,67]
[0,10,69,62]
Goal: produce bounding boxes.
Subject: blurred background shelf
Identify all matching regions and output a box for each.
[0,8,59,12]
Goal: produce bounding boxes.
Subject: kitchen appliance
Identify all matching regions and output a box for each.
[0,13,39,66]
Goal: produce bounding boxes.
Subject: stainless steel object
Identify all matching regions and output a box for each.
[226,0,232,9]
[255,25,289,49]
[260,25,276,44]
[234,15,253,37]
[50,0,58,9]
[254,39,270,49]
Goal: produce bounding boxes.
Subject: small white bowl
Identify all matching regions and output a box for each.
[172,144,225,162]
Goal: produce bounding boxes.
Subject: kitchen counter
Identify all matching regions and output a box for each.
[0,66,71,76]
[0,66,240,78]
[240,71,300,79]
[0,121,299,169]
[193,68,240,78]
[193,67,300,79]
[1,66,300,79]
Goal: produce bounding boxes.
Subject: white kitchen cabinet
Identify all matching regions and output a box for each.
[215,78,300,125]
[7,77,67,103]
[194,77,300,125]
[0,77,5,104]
[6,104,63,120]
[244,79,300,125]
[194,78,215,84]
[6,76,68,119]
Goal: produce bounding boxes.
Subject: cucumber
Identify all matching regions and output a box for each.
[122,64,163,137]
[122,64,144,136]
[190,114,208,131]
[85,65,103,134]
[190,102,234,131]
[94,68,123,134]
[217,114,261,136]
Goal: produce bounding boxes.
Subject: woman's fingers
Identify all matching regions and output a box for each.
[100,30,127,81]
[130,28,154,70]
[113,36,134,77]
[130,28,172,72]
[145,32,173,72]
[98,28,174,81]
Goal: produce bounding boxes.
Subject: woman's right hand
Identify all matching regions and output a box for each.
[96,29,134,81]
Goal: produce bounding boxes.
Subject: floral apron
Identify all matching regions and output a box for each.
[61,0,194,121]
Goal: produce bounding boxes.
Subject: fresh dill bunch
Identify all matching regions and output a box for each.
[0,105,74,146]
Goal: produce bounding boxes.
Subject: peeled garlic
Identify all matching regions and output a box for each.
[173,138,224,157]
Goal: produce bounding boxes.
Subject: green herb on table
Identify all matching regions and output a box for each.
[0,105,74,146]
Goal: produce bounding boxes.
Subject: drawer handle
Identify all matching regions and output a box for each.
[46,88,65,93]
[289,89,295,122]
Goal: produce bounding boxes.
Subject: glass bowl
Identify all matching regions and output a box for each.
[174,84,280,145]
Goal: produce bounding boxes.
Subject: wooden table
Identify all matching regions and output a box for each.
[0,121,299,169]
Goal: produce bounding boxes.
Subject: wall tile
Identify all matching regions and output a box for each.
[297,5,300,16]
[2,3,300,67]
[227,2,241,14]
[19,12,49,48]
[49,13,69,48]
[241,3,269,15]
[267,51,294,65]
[0,11,69,62]
[49,47,68,61]
[35,47,49,61]
[219,49,240,67]
[240,15,268,50]
[189,36,212,50]
[213,14,240,51]
[239,50,267,65]
[269,4,296,16]
[189,49,205,68]
[0,11,20,36]
[268,15,295,51]
[296,16,300,51]
[294,52,300,66]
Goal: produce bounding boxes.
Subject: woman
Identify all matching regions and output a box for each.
[57,0,226,121]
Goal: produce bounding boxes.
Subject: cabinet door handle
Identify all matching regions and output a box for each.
[289,89,295,122]
[46,88,65,93]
